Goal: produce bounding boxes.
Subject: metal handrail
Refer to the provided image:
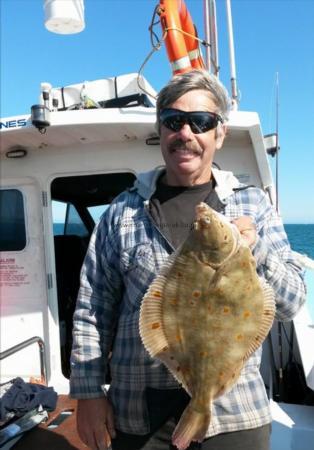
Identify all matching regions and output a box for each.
[0,336,47,385]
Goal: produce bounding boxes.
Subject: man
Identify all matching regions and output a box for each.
[70,70,306,450]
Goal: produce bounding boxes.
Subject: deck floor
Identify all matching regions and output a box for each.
[13,395,86,449]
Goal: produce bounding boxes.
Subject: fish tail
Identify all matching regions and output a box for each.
[172,402,210,450]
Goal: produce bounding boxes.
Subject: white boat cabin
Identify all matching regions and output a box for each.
[0,73,314,449]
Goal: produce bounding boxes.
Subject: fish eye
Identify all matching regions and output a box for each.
[201,217,211,225]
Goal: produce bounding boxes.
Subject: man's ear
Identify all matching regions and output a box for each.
[215,123,227,150]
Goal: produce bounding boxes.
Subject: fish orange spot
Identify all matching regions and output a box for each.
[170,298,178,305]
[264,310,272,316]
[208,306,212,313]
[181,366,190,375]
[175,334,182,343]
[243,311,251,318]
[153,291,162,298]
[219,371,224,378]
[223,306,230,314]
[236,334,244,341]
[199,351,208,357]
[192,290,201,298]
[151,322,160,329]
[177,272,183,278]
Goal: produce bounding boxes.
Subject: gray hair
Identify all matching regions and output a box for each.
[156,69,231,131]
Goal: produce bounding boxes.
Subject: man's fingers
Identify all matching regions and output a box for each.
[77,429,90,448]
[79,424,109,450]
[94,440,107,450]
[231,216,257,247]
[231,217,255,229]
[84,435,98,450]
[105,407,116,439]
[76,398,115,450]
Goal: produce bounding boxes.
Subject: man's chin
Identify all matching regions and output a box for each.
[169,162,201,180]
[170,152,201,166]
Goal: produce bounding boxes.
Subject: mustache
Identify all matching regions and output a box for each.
[169,139,202,154]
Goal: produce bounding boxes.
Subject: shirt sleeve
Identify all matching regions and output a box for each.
[69,206,123,398]
[251,190,306,321]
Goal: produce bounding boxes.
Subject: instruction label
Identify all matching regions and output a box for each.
[0,258,30,287]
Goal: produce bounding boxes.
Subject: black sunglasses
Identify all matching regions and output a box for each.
[159,108,223,134]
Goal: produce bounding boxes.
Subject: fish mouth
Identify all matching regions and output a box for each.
[195,203,212,220]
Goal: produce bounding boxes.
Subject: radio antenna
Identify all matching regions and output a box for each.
[275,72,280,212]
[225,0,238,109]
[203,0,219,75]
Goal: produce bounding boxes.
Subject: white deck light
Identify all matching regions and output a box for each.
[44,0,85,34]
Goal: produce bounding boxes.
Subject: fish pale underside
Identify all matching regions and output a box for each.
[139,202,275,450]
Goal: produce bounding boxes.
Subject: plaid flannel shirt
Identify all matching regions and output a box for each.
[70,167,306,436]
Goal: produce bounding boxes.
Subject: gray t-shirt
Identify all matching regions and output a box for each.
[150,177,224,249]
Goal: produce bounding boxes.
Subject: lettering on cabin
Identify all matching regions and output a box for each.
[0,258,15,264]
[0,258,30,287]
[0,119,27,129]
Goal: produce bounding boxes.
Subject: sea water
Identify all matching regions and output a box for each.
[284,224,314,260]
[285,224,314,323]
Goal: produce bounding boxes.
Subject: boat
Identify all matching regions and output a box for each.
[0,1,313,448]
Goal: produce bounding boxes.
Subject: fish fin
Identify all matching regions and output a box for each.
[158,349,192,395]
[141,247,186,285]
[139,267,190,392]
[244,280,276,360]
[139,274,169,357]
[172,401,211,450]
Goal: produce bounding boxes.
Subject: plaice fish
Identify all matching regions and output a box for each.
[139,202,275,450]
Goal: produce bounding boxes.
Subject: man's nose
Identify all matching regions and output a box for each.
[177,122,194,139]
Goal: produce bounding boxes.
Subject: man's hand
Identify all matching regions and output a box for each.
[232,216,257,247]
[76,397,116,450]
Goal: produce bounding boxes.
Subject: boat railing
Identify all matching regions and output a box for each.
[0,336,47,385]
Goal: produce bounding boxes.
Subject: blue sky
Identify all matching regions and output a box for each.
[1,0,314,223]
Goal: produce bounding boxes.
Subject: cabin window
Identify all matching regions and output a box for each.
[88,205,109,223]
[0,189,26,251]
[52,200,89,237]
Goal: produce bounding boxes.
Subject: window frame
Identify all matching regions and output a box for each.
[0,188,27,252]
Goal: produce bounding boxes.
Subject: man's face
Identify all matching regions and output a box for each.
[159,89,226,186]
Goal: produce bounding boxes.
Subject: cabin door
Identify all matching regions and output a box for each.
[0,179,48,382]
[50,171,136,379]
